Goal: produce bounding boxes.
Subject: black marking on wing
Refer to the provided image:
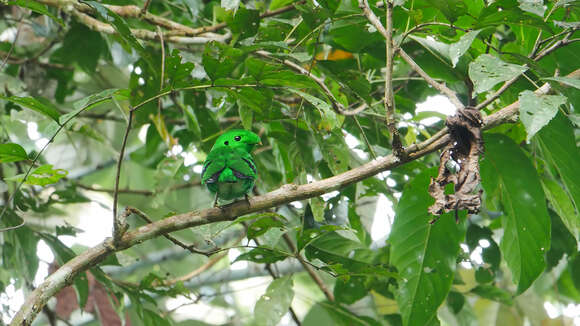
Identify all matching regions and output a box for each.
[206,168,224,184]
[232,168,252,180]
[242,157,257,174]
[201,160,211,179]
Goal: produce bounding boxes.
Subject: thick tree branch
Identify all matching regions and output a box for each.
[11,69,580,326]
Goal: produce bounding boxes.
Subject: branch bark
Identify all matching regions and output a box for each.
[10,70,580,326]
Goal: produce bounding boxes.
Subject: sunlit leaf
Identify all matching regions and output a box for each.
[254,276,294,326]
[518,90,566,141]
[469,54,527,93]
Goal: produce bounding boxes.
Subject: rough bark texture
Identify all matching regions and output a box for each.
[429,107,484,221]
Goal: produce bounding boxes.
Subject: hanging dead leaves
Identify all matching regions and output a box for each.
[428,107,484,223]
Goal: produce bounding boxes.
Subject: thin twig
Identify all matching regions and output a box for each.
[141,0,152,14]
[157,26,166,117]
[0,16,24,72]
[398,49,465,110]
[282,233,335,302]
[112,110,133,244]
[127,206,218,256]
[352,116,377,159]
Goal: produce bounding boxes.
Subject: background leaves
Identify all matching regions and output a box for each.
[0,0,579,325]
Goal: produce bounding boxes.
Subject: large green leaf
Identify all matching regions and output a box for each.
[389,168,466,326]
[469,54,528,94]
[480,133,550,293]
[0,96,60,122]
[254,276,294,326]
[0,144,28,163]
[518,90,566,141]
[537,113,580,216]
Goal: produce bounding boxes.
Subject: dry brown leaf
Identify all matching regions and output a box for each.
[429,107,484,222]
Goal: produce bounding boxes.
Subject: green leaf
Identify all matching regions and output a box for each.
[334,276,368,304]
[480,133,550,293]
[470,285,513,305]
[537,113,580,221]
[288,89,339,131]
[546,210,577,270]
[518,90,566,141]
[58,22,107,73]
[254,276,294,326]
[544,76,580,90]
[59,88,120,125]
[446,291,465,314]
[449,30,481,67]
[246,215,285,240]
[0,144,28,163]
[234,248,289,263]
[15,164,68,186]
[431,0,467,23]
[518,0,545,17]
[260,70,319,89]
[389,167,466,326]
[226,7,260,39]
[239,103,254,130]
[542,178,579,239]
[7,0,64,26]
[202,42,246,80]
[142,309,171,326]
[0,95,60,122]
[84,1,154,70]
[469,54,528,94]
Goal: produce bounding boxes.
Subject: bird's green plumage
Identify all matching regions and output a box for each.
[201,129,261,202]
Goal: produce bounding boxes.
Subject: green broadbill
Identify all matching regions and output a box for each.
[201,129,261,206]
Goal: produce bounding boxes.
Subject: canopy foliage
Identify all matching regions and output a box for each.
[0,0,579,325]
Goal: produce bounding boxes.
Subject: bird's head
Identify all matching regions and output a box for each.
[211,129,262,152]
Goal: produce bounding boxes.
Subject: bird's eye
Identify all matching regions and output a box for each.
[224,141,229,145]
[234,136,241,141]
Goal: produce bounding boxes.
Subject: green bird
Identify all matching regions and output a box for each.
[201,129,261,206]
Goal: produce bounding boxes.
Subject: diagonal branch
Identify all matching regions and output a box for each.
[11,69,580,326]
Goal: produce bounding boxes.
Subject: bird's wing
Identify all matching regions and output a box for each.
[202,148,257,183]
[201,148,227,184]
[227,148,257,179]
